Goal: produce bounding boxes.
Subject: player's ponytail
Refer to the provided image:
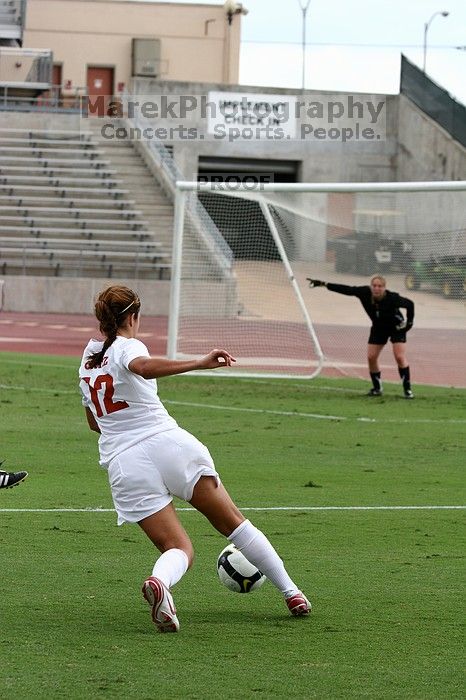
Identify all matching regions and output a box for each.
[87,285,140,368]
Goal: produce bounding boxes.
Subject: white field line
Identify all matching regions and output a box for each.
[164,400,466,425]
[0,505,464,514]
[167,399,344,421]
[0,338,40,343]
[1,384,465,424]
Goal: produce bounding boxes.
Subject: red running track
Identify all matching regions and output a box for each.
[0,312,464,387]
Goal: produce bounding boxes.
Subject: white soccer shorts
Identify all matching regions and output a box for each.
[107,427,220,525]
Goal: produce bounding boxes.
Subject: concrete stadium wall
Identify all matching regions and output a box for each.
[396,94,466,181]
[138,80,399,184]
[0,275,239,317]
[0,276,171,314]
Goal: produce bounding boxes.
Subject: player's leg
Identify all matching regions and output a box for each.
[138,505,192,633]
[392,340,413,398]
[138,503,193,580]
[190,476,311,616]
[367,341,385,395]
[108,438,192,633]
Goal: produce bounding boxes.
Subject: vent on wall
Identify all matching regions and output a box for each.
[132,38,161,77]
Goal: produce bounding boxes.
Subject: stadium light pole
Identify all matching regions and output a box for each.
[297,0,312,90]
[423,10,449,73]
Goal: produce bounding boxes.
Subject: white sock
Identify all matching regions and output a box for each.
[151,548,189,589]
[228,520,299,597]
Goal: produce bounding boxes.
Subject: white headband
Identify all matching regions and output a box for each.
[119,298,139,315]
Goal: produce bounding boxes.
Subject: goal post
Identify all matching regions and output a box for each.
[168,180,466,386]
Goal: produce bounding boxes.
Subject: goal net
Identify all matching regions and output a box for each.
[168,181,466,387]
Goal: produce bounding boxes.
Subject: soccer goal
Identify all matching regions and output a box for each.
[168,180,466,384]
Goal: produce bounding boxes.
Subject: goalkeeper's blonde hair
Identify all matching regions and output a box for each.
[370,275,386,285]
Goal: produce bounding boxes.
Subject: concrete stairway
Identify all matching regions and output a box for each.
[87,120,175,254]
[0,126,172,279]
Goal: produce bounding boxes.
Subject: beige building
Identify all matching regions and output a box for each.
[23,0,243,97]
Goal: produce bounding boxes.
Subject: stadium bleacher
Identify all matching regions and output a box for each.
[0,127,172,280]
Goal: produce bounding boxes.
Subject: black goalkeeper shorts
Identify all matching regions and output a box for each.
[368,327,407,345]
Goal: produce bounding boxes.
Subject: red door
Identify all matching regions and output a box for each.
[52,64,62,88]
[86,66,114,116]
[52,64,62,105]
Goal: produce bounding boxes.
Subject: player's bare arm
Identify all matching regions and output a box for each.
[128,349,236,379]
[85,406,101,433]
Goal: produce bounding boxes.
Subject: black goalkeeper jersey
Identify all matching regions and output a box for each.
[326,283,415,329]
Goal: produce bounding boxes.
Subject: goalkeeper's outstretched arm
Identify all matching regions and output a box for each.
[307,279,363,296]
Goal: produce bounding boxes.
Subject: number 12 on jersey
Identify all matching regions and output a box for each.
[82,374,129,417]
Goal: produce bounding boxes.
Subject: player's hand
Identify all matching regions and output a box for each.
[396,320,413,332]
[199,349,236,370]
[307,278,326,288]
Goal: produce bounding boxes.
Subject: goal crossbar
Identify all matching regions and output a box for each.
[176,180,466,193]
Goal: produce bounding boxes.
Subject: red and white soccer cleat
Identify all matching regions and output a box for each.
[285,591,312,616]
[142,576,180,633]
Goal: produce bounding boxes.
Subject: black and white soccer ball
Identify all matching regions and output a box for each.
[217,544,266,593]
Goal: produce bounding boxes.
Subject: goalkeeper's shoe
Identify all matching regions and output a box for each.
[0,465,28,489]
[285,591,312,616]
[404,388,414,399]
[367,388,383,397]
[142,576,179,633]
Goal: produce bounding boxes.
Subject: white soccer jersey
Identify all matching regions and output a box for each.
[79,337,177,467]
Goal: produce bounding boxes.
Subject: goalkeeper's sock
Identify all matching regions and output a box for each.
[151,548,189,589]
[370,371,382,391]
[228,520,299,596]
[398,365,411,390]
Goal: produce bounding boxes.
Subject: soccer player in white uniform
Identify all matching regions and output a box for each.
[79,285,311,633]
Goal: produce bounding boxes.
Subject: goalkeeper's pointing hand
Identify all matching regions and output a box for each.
[307,278,327,288]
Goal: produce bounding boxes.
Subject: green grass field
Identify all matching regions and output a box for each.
[1,351,465,699]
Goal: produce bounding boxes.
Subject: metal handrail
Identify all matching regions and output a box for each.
[0,84,88,113]
[120,92,233,275]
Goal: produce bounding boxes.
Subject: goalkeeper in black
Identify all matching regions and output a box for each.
[307,275,415,398]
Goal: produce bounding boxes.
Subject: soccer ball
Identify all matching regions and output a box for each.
[217,544,266,593]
